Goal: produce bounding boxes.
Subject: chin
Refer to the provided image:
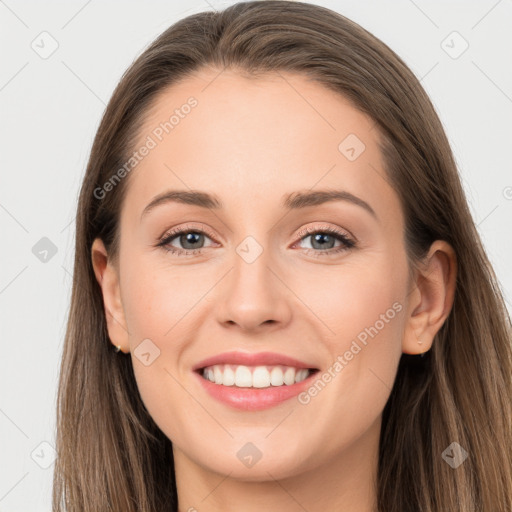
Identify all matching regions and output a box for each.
[190,441,312,482]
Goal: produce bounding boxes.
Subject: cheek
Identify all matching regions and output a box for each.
[121,255,197,341]
[292,248,407,351]
[333,267,404,353]
[121,262,197,441]
[292,249,407,412]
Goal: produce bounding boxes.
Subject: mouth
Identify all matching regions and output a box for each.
[191,351,321,411]
[195,364,320,388]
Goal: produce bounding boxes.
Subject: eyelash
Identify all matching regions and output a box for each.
[156,223,356,257]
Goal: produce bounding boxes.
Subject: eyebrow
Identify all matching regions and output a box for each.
[140,188,377,220]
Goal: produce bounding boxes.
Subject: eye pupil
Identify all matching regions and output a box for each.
[181,232,203,249]
[311,233,335,250]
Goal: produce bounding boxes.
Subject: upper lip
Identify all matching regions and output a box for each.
[193,351,319,371]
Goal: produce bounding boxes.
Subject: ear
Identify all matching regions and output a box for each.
[91,238,130,353]
[402,240,457,355]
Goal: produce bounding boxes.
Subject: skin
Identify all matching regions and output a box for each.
[92,68,456,512]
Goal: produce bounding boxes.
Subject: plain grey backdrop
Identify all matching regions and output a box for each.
[1,0,511,510]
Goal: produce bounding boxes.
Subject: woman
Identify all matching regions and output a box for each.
[53,1,512,511]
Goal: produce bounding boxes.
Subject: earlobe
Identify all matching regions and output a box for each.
[402,240,457,355]
[91,238,130,352]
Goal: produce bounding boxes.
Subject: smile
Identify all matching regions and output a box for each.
[200,364,315,388]
[192,352,321,411]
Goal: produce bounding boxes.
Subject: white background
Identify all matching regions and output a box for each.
[1,0,511,510]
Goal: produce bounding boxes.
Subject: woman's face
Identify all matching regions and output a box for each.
[97,68,416,480]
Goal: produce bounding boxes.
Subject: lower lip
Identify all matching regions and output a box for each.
[193,370,318,411]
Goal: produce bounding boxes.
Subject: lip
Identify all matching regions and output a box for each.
[192,351,320,411]
[192,351,318,372]
[193,368,319,411]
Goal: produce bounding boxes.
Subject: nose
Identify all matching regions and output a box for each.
[216,245,293,333]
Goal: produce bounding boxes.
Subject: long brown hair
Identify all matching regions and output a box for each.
[53,2,512,510]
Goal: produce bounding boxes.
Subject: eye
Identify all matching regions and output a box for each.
[293,225,356,256]
[156,223,356,257]
[156,223,217,255]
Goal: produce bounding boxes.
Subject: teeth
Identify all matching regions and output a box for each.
[270,367,284,386]
[201,364,313,388]
[295,368,309,383]
[213,366,223,385]
[235,365,252,387]
[223,366,235,386]
[253,366,271,388]
[283,367,295,385]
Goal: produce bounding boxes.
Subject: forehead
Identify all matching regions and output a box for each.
[121,68,400,227]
